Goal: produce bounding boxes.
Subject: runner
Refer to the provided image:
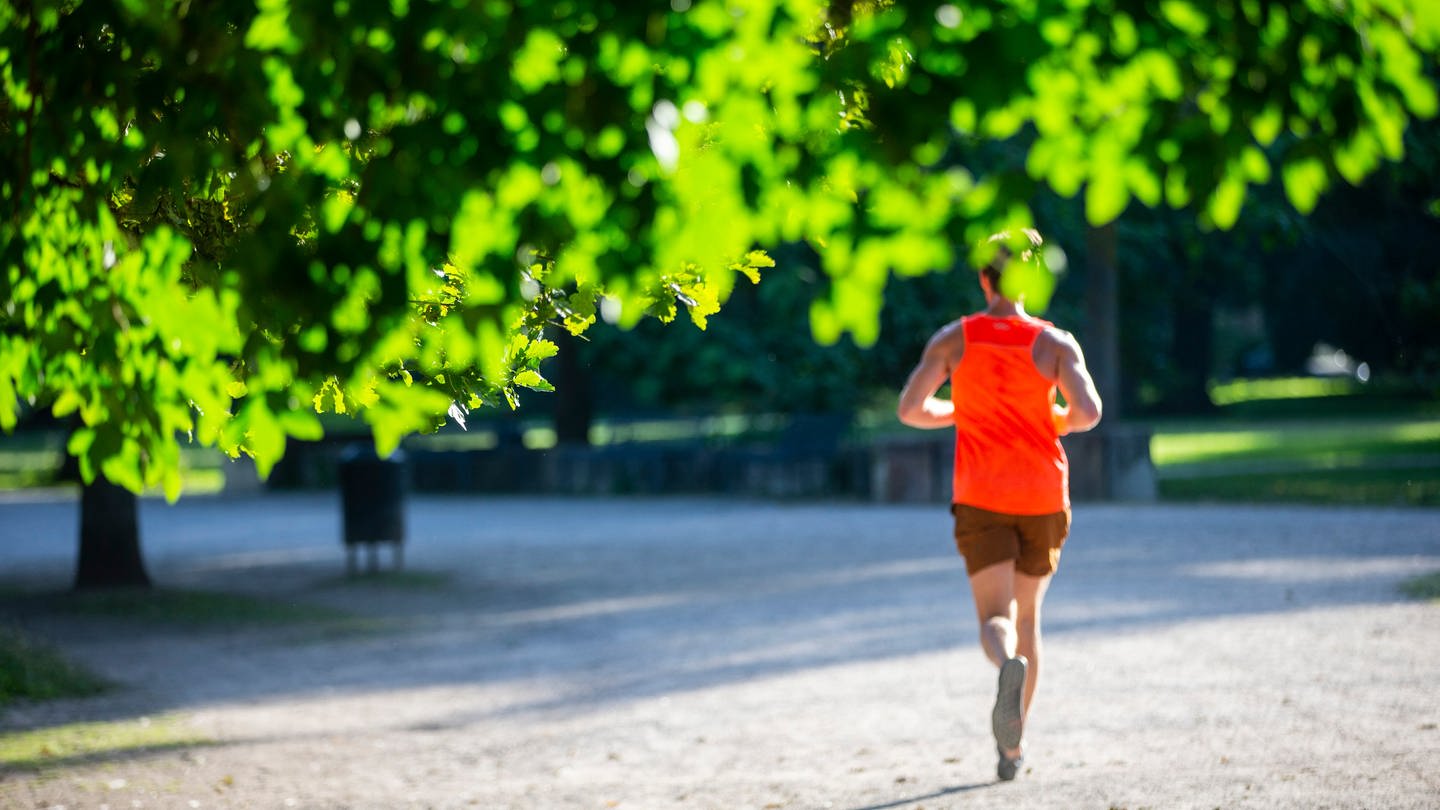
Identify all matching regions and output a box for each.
[896,229,1102,781]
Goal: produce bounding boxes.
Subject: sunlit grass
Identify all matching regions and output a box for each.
[1148,387,1439,505]
[0,625,108,705]
[0,715,211,772]
[1207,376,1359,406]
[1151,419,1440,467]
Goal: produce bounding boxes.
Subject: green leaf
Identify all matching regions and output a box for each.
[245,0,300,53]
[999,256,1059,314]
[280,409,324,441]
[241,400,287,480]
[1207,177,1247,230]
[1085,170,1130,226]
[1281,156,1328,214]
[512,369,554,391]
[99,439,145,494]
[1159,0,1209,37]
[809,299,841,346]
[512,29,565,93]
[527,339,559,361]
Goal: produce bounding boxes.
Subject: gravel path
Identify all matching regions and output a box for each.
[1,494,1438,809]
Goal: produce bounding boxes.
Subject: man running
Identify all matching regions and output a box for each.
[896,229,1102,781]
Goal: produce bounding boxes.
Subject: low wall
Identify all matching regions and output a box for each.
[264,425,1156,503]
[863,424,1157,503]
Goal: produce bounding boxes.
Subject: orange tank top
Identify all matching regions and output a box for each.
[951,314,1069,515]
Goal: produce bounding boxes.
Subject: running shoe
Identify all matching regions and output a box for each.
[991,655,1027,752]
[996,746,1025,781]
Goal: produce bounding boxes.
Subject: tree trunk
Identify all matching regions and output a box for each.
[1084,223,1122,419]
[552,329,593,446]
[1169,280,1218,413]
[74,475,150,590]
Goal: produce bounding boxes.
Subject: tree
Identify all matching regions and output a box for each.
[75,475,148,589]
[1262,115,1440,383]
[3,0,1436,491]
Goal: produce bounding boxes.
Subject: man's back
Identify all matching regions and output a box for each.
[951,314,1068,515]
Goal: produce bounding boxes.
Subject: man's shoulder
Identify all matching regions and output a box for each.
[922,318,968,364]
[930,317,968,344]
[1036,323,1079,348]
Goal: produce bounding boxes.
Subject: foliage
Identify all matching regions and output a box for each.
[3,0,1437,491]
[580,242,987,414]
[1261,116,1440,384]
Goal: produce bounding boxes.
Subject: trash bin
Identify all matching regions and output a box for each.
[338,444,406,574]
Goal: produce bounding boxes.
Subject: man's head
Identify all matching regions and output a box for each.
[979,228,1045,298]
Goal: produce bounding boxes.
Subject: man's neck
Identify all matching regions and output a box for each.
[984,296,1026,319]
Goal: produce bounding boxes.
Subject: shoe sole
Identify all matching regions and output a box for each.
[992,656,1027,752]
[996,748,1023,782]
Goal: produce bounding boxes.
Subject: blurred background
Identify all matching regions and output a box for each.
[3,122,1437,509]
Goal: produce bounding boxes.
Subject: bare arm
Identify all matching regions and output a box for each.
[1047,330,1102,434]
[897,323,962,429]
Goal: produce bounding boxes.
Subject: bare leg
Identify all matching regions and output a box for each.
[1013,572,1053,721]
[967,560,1018,666]
[968,561,1026,761]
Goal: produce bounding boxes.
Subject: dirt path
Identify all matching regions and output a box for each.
[2,495,1438,809]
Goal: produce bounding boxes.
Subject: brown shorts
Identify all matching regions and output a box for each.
[951,503,1071,577]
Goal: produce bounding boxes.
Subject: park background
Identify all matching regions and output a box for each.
[3,99,1437,806]
[7,116,1438,506]
[2,1,1439,807]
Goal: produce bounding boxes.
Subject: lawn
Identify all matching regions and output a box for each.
[1151,418,1440,468]
[1147,382,1440,507]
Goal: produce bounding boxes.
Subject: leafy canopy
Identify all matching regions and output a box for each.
[2,0,1436,494]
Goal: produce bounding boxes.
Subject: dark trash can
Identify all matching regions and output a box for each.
[338,444,406,574]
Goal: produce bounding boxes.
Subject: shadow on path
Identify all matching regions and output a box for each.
[843,781,993,810]
[1,496,1437,732]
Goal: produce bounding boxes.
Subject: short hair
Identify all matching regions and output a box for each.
[980,228,1044,289]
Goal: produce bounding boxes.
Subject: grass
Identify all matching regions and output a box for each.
[1206,376,1362,406]
[0,715,212,772]
[1159,466,1440,506]
[1146,378,1440,506]
[1148,414,1440,506]
[0,625,108,706]
[1400,571,1440,602]
[1150,418,1440,467]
